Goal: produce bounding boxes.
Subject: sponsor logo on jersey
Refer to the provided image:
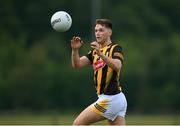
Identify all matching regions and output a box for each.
[93,60,106,71]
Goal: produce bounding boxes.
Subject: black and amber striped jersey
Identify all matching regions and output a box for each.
[86,42,124,95]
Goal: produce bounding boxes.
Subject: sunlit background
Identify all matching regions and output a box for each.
[0,0,180,125]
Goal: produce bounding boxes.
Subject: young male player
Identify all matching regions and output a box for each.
[71,19,127,125]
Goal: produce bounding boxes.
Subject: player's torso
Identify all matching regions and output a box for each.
[91,43,121,95]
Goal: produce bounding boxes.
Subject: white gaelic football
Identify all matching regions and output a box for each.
[51,11,72,32]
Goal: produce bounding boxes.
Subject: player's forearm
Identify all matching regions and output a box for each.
[99,52,121,72]
[71,49,81,68]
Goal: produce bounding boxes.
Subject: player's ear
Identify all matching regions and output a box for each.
[108,29,112,36]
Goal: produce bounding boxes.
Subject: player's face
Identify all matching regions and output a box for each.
[95,24,112,44]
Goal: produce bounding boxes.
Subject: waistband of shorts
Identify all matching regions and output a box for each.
[103,90,121,95]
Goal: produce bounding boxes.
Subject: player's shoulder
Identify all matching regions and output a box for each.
[111,42,123,51]
[111,42,122,47]
[87,48,95,54]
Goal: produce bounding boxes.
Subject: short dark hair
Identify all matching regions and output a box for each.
[95,19,112,30]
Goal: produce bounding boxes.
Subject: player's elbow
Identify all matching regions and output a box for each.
[72,65,80,69]
[113,60,122,72]
[114,60,122,72]
[114,66,121,72]
[72,60,85,69]
[72,63,81,69]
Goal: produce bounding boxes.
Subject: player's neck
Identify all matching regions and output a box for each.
[100,39,112,48]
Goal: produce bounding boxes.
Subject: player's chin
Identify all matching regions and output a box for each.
[96,40,103,44]
[96,39,101,43]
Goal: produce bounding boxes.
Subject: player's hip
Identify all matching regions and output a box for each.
[90,92,127,121]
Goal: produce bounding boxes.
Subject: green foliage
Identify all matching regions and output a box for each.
[0,0,179,113]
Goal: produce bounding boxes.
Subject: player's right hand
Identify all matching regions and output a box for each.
[71,36,83,50]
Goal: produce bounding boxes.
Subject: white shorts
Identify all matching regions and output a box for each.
[90,92,127,121]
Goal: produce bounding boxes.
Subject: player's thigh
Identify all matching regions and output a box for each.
[108,116,126,125]
[73,105,105,125]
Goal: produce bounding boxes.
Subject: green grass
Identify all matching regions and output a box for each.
[126,114,180,125]
[0,113,179,125]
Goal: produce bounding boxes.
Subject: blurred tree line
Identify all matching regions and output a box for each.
[0,0,180,114]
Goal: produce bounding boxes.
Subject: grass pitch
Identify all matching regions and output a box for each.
[0,113,179,125]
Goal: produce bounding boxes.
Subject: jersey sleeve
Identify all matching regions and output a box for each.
[112,45,124,64]
[85,49,93,64]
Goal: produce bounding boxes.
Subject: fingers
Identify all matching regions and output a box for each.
[80,40,84,44]
[91,41,98,47]
[91,41,99,50]
[71,36,84,44]
[71,36,80,41]
[75,36,81,41]
[71,36,83,50]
